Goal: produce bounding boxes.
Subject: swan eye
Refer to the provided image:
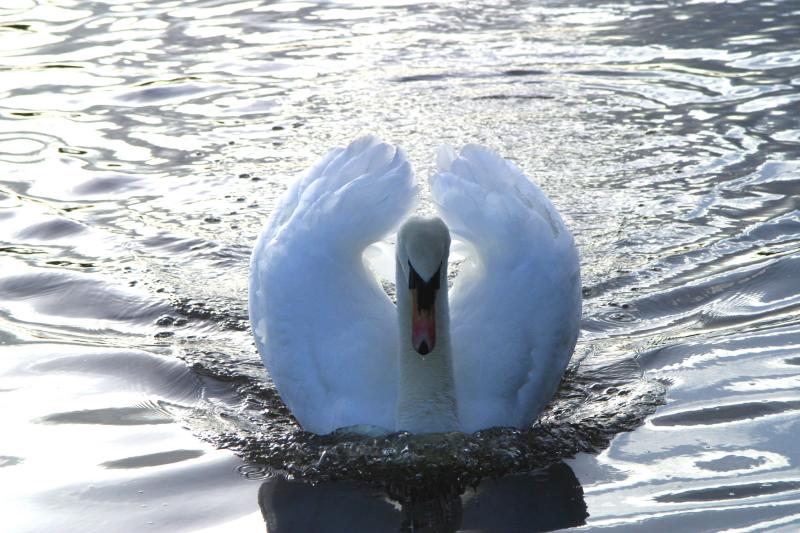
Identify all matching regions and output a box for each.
[430,264,441,291]
[408,260,421,290]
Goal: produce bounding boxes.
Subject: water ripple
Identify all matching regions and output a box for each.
[1,0,799,529]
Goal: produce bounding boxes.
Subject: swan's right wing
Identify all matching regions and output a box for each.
[249,136,416,434]
[431,145,581,432]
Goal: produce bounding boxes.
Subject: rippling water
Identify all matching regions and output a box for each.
[1,0,799,531]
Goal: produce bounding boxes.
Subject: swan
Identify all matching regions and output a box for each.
[249,135,581,435]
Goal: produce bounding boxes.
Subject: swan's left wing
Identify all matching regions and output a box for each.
[431,145,581,432]
[249,136,416,434]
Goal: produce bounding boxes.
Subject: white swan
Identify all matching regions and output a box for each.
[249,135,581,435]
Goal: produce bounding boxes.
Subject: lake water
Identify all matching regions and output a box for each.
[1,0,799,531]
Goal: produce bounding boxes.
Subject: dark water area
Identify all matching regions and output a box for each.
[1,0,799,531]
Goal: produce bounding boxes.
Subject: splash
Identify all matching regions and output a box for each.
[173,344,665,484]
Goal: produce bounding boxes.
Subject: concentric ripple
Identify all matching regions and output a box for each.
[1,0,799,531]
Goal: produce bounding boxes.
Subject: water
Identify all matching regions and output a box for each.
[1,0,799,530]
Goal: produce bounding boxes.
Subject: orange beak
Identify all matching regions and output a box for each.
[411,289,436,355]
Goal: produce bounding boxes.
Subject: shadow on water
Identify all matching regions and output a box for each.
[258,462,587,533]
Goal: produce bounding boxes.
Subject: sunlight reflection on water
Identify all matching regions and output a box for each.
[1,0,799,531]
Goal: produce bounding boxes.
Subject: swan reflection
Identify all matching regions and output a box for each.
[258,462,587,532]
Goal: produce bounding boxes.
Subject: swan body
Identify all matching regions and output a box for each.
[249,135,581,435]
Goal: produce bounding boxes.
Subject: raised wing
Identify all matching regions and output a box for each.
[249,136,417,434]
[431,145,581,432]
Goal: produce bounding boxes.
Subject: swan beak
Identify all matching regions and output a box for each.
[411,289,436,356]
[408,261,441,356]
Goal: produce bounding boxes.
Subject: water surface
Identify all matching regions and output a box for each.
[1,0,799,531]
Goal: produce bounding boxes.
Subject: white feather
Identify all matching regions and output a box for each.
[430,144,581,432]
[250,137,581,435]
[249,135,417,434]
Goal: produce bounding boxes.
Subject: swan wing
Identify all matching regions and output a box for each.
[249,136,417,434]
[431,145,581,432]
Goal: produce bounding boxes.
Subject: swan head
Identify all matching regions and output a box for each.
[397,216,450,356]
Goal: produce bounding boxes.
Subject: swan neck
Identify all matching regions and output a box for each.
[395,258,459,433]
